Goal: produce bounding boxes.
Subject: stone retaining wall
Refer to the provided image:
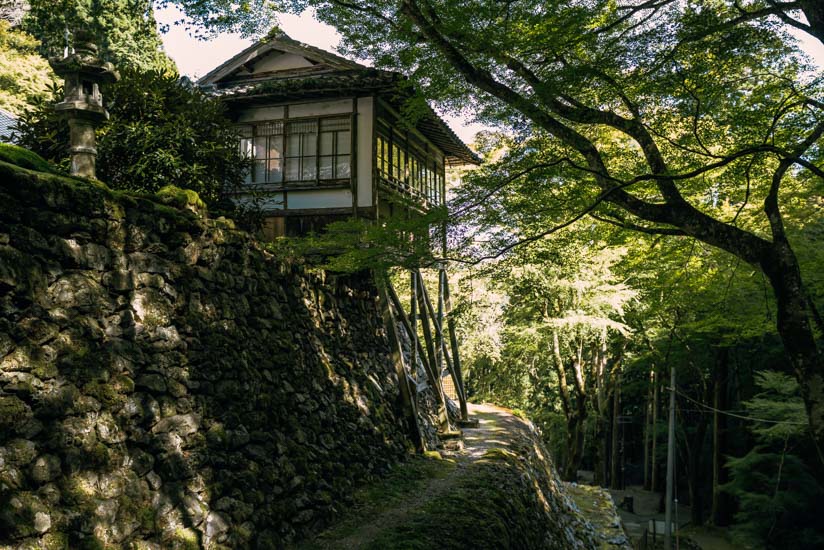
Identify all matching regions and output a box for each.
[0,162,415,549]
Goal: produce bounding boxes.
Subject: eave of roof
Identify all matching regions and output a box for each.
[200,34,480,165]
[0,108,17,140]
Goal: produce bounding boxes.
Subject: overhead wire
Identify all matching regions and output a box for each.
[667,385,807,426]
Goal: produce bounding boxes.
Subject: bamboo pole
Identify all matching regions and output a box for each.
[378,282,424,452]
[417,269,466,405]
[386,279,435,385]
[410,271,417,382]
[414,272,449,423]
[442,268,468,420]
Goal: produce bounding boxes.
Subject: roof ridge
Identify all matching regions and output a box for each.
[198,31,365,86]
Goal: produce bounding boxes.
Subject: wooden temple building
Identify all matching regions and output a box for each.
[199,32,479,238]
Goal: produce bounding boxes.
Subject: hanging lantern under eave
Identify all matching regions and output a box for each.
[49,30,119,179]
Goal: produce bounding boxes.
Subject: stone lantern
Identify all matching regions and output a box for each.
[49,30,119,178]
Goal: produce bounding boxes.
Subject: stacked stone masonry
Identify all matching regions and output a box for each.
[0,162,415,549]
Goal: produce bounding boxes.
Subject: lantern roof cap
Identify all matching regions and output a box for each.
[49,30,119,83]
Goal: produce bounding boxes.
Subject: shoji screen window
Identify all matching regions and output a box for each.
[238,122,284,184]
[319,118,351,180]
[285,120,318,182]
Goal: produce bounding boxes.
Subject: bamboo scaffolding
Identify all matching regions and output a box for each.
[414,273,449,429]
[442,268,468,420]
[386,280,436,386]
[378,283,424,451]
[416,268,467,410]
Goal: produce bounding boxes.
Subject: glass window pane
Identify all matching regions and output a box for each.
[392,144,400,178]
[287,134,301,157]
[253,137,267,159]
[268,136,283,159]
[320,132,334,155]
[303,134,317,156]
[268,158,282,183]
[253,160,266,183]
[284,158,300,181]
[257,121,283,136]
[319,157,333,179]
[302,157,317,180]
[239,138,253,159]
[400,150,407,181]
[336,155,350,178]
[289,120,318,134]
[321,117,350,132]
[337,131,351,154]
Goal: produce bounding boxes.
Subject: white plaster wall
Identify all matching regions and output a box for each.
[288,99,352,118]
[287,189,353,210]
[234,193,285,211]
[253,52,314,73]
[237,106,285,122]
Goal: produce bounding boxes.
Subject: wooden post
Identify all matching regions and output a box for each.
[387,279,435,386]
[414,272,449,428]
[442,269,468,421]
[410,271,418,381]
[417,269,465,405]
[415,272,441,378]
[378,282,424,452]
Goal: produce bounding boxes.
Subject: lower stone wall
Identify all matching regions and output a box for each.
[0,162,415,549]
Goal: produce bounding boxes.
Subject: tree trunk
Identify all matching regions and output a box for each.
[564,411,587,481]
[594,416,609,486]
[593,338,610,486]
[799,0,824,45]
[761,245,824,465]
[651,367,660,492]
[610,374,621,489]
[685,412,709,527]
[711,347,731,526]
[643,367,654,490]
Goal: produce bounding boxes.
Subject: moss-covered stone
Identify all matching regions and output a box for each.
[0,395,33,435]
[0,145,55,173]
[156,185,207,214]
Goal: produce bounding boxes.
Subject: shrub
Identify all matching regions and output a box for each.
[16,68,249,207]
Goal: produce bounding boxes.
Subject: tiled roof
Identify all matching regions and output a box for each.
[0,109,17,143]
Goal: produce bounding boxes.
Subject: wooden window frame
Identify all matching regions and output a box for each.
[238,114,353,189]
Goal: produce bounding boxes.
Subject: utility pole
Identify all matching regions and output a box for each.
[665,366,676,549]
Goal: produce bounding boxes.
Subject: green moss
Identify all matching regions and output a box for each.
[41,532,70,550]
[156,185,207,212]
[0,143,55,173]
[86,442,111,467]
[171,527,200,550]
[363,460,530,550]
[0,395,31,432]
[137,506,157,531]
[82,380,122,408]
[298,455,454,548]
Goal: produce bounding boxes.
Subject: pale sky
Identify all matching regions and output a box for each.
[157,7,824,145]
